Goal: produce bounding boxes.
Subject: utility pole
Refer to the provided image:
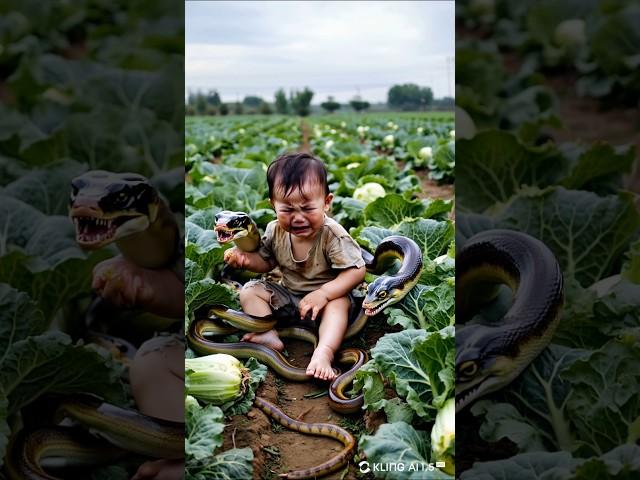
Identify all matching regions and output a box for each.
[446,56,453,98]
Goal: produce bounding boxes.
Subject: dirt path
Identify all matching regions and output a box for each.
[299,119,311,153]
[221,315,394,480]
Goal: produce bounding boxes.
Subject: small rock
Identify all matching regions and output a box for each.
[261,434,270,442]
[247,411,257,419]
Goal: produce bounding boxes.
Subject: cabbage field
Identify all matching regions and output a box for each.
[185,113,456,479]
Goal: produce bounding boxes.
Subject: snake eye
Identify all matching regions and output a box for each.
[459,361,478,378]
[377,291,387,299]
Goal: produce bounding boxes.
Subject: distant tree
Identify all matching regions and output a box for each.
[260,102,273,114]
[290,87,314,116]
[205,105,218,116]
[219,103,229,115]
[243,95,264,108]
[233,102,244,115]
[349,96,370,112]
[206,90,221,107]
[433,96,454,108]
[186,104,196,116]
[387,84,433,110]
[320,96,341,113]
[195,93,207,115]
[274,88,289,114]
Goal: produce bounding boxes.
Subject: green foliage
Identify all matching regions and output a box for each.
[274,88,289,114]
[185,396,254,480]
[289,87,314,116]
[321,96,341,113]
[350,97,370,112]
[387,84,434,110]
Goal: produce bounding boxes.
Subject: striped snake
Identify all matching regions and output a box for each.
[456,229,564,412]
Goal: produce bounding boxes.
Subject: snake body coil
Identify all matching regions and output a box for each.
[455,229,563,412]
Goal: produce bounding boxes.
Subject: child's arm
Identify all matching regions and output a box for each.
[224,247,275,273]
[299,266,366,321]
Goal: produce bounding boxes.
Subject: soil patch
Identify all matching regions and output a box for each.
[221,315,395,479]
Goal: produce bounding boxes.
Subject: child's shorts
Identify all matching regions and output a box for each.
[242,279,364,328]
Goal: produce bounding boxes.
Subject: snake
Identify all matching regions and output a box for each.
[455,229,564,413]
[6,171,185,479]
[69,170,181,271]
[7,396,183,479]
[254,397,356,479]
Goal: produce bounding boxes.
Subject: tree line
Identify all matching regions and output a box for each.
[185,84,453,116]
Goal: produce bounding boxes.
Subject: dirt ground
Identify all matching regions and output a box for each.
[220,315,393,480]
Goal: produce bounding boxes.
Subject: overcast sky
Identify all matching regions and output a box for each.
[186,1,454,104]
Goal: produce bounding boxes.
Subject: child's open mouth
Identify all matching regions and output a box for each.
[290,225,310,234]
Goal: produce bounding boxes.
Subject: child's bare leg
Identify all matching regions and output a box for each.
[239,283,283,351]
[130,338,184,480]
[307,296,349,380]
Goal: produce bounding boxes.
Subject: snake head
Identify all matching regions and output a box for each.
[69,171,158,249]
[214,211,253,243]
[455,324,518,412]
[362,276,405,316]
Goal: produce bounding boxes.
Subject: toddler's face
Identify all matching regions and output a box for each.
[271,181,332,239]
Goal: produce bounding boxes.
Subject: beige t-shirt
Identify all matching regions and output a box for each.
[257,216,365,294]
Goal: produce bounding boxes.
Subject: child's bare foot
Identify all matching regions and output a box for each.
[132,458,184,480]
[241,329,284,351]
[306,345,336,380]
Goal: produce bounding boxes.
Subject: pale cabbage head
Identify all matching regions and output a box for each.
[431,397,455,475]
[383,134,394,145]
[554,19,586,49]
[325,140,335,149]
[353,183,386,203]
[419,146,433,159]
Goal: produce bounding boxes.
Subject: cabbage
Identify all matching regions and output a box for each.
[185,354,249,405]
[353,182,386,203]
[419,146,433,160]
[431,397,455,475]
[554,19,586,49]
[383,134,394,146]
[325,140,334,149]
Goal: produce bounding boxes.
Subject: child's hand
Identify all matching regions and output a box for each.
[224,247,250,269]
[92,256,183,317]
[299,290,329,321]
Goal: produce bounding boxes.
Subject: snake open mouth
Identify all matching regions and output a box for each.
[215,228,234,243]
[72,215,137,245]
[455,384,481,412]
[363,302,386,316]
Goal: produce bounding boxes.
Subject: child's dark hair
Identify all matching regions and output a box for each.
[266,153,330,199]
